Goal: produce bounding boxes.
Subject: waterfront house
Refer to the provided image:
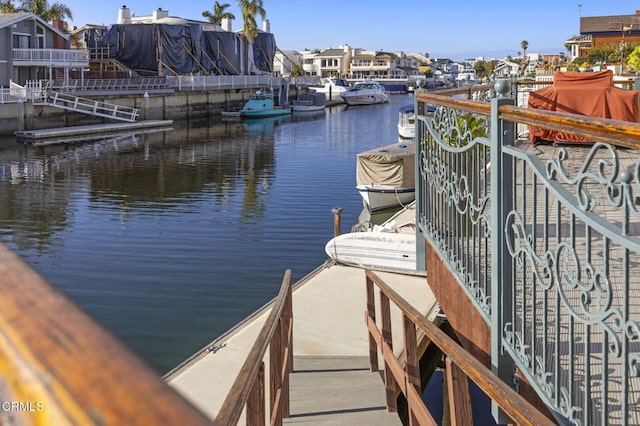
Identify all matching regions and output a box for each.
[348,49,401,80]
[299,45,352,77]
[273,49,302,77]
[565,9,640,63]
[82,6,277,77]
[0,13,87,86]
[493,60,520,79]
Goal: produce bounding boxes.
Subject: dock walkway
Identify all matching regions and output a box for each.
[166,263,439,423]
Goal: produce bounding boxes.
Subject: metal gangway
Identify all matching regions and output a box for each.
[10,80,139,122]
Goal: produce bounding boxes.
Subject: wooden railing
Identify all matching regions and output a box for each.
[0,243,212,425]
[215,269,293,425]
[364,269,554,425]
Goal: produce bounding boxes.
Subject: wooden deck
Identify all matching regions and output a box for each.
[285,356,400,425]
[166,263,439,423]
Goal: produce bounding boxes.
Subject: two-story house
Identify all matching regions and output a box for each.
[0,13,88,86]
[348,50,401,80]
[565,9,640,63]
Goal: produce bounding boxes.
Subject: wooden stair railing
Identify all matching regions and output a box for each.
[215,269,293,426]
[0,243,212,425]
[364,269,555,426]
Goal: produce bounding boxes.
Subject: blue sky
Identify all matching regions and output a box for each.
[63,1,638,60]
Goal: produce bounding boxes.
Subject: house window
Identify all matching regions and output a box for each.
[36,25,45,49]
[13,33,30,49]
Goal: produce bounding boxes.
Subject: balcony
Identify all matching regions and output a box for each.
[12,48,89,67]
[415,79,640,425]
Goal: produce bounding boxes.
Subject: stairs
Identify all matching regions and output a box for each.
[35,91,139,122]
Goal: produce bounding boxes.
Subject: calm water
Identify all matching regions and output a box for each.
[0,94,411,374]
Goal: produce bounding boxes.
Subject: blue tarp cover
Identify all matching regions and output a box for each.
[85,24,276,76]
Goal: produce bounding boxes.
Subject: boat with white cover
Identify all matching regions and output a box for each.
[356,141,415,212]
[340,80,389,106]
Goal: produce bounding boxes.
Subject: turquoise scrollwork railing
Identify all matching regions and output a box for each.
[416,81,640,425]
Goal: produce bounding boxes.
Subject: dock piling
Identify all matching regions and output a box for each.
[332,207,343,237]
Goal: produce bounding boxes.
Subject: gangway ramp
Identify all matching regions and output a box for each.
[36,91,139,122]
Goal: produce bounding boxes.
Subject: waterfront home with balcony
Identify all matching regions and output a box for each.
[0,13,88,86]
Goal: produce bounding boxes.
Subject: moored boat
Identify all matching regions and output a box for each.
[356,141,415,212]
[291,92,326,112]
[340,80,389,106]
[397,104,415,139]
[240,90,291,118]
[309,77,350,101]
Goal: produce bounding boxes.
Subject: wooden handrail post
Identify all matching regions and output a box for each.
[403,314,420,425]
[445,357,473,426]
[246,362,265,426]
[270,316,283,426]
[380,291,396,412]
[282,284,293,418]
[365,274,378,372]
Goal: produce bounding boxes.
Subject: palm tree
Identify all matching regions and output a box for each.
[520,40,528,58]
[238,0,266,43]
[0,0,19,13]
[19,0,72,21]
[237,0,266,74]
[202,1,235,25]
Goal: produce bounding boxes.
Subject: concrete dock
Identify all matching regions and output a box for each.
[166,262,439,424]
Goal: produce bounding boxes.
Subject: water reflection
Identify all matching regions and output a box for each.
[0,119,277,251]
[0,94,410,373]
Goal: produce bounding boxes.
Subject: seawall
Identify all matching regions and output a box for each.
[0,87,301,139]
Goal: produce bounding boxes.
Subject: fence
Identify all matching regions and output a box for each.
[415,80,640,425]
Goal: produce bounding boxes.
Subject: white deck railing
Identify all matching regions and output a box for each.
[12,48,89,67]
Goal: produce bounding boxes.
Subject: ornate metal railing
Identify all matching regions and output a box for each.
[415,81,640,425]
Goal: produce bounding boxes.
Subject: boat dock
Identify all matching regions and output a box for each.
[14,120,174,145]
[165,262,440,424]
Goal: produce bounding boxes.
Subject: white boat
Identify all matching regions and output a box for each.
[397,103,435,139]
[340,80,389,106]
[397,104,415,139]
[291,92,326,112]
[309,77,350,101]
[356,141,415,212]
[357,185,415,212]
[324,231,423,276]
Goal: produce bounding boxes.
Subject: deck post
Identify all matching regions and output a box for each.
[490,80,516,423]
[246,363,265,426]
[365,273,379,372]
[402,314,420,425]
[332,207,343,237]
[380,291,397,412]
[270,319,283,426]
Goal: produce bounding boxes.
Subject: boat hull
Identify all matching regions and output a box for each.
[241,108,291,118]
[325,231,424,276]
[342,93,389,106]
[357,185,415,212]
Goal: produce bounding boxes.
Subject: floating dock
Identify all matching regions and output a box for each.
[14,120,174,145]
[166,260,439,423]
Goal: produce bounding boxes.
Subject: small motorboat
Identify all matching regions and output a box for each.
[240,89,291,118]
[397,104,415,139]
[291,92,326,112]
